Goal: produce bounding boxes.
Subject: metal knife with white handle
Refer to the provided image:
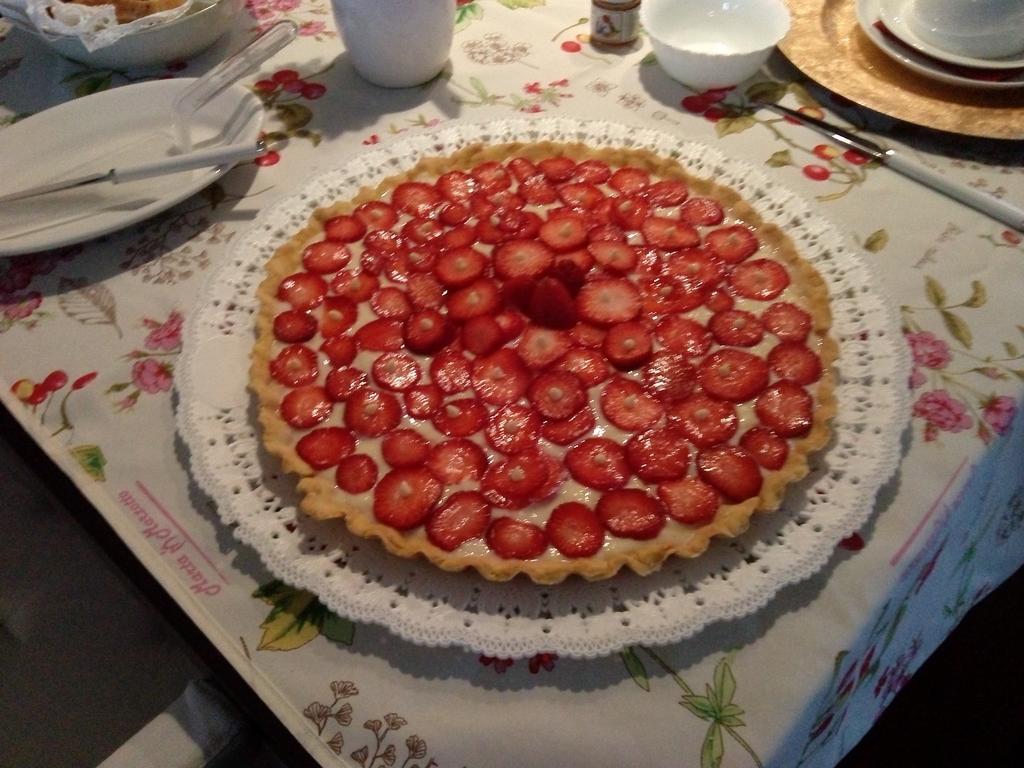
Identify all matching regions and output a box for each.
[757,101,1024,232]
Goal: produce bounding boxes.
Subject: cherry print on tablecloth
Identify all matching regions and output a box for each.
[264,150,828,569]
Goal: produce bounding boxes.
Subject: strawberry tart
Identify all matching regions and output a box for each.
[251,141,838,584]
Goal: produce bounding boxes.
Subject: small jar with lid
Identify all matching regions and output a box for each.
[591,0,641,47]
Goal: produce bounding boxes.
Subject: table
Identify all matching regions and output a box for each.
[2,2,1023,766]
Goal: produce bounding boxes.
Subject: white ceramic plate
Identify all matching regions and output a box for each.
[0,78,263,257]
[877,0,1024,69]
[856,0,1024,91]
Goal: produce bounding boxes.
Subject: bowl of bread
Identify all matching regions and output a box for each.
[2,0,242,69]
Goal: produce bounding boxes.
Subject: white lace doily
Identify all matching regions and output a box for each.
[176,118,911,659]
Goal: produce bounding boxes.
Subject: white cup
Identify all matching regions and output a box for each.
[907,0,1024,59]
[332,0,455,88]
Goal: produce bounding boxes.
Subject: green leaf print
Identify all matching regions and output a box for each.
[712,659,736,708]
[941,309,973,349]
[497,0,545,8]
[787,82,820,109]
[70,444,106,481]
[925,275,946,307]
[701,722,725,768]
[75,73,113,98]
[745,81,787,104]
[681,694,717,720]
[253,580,357,651]
[323,612,356,645]
[276,103,313,131]
[455,1,484,30]
[621,647,651,691]
[863,229,889,252]
[963,280,987,308]
[716,115,756,138]
[765,149,792,168]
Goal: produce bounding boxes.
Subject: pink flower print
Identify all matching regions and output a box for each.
[362,134,381,145]
[132,358,173,394]
[144,311,183,351]
[3,291,42,320]
[478,655,514,673]
[271,0,299,10]
[905,331,951,370]
[524,81,542,94]
[982,395,1017,436]
[250,5,276,21]
[298,20,326,36]
[521,104,543,114]
[549,78,570,88]
[912,389,972,433]
[909,367,926,389]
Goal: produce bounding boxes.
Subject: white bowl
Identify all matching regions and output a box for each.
[24,0,242,70]
[641,0,791,90]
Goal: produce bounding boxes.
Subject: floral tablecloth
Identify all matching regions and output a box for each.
[2,2,1023,766]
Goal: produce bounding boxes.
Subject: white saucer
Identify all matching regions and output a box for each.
[856,0,1024,91]
[0,78,263,257]
[878,0,1024,70]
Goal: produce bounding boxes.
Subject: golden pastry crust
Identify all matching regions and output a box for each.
[251,141,838,584]
[63,0,187,23]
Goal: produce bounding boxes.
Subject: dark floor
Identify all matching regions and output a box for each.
[1,403,1022,767]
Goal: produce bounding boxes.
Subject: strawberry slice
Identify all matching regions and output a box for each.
[336,453,379,493]
[572,159,612,184]
[740,426,789,470]
[609,167,649,195]
[639,277,703,315]
[437,170,478,202]
[402,217,445,245]
[471,161,511,193]
[427,438,488,484]
[625,427,691,482]
[296,427,356,470]
[603,321,654,370]
[482,450,548,502]
[471,348,530,405]
[494,239,555,281]
[430,348,472,394]
[270,345,319,387]
[486,403,541,455]
[461,315,505,356]
[496,209,542,239]
[538,156,577,182]
[508,157,538,182]
[404,310,454,355]
[281,386,333,429]
[679,197,724,226]
[645,179,689,207]
[710,309,765,347]
[364,229,408,260]
[540,406,596,445]
[437,223,475,250]
[273,310,317,343]
[383,252,414,285]
[406,273,445,310]
[546,258,588,294]
[381,429,431,468]
[502,275,535,313]
[611,196,651,230]
[470,193,497,221]
[566,437,631,490]
[668,393,738,448]
[404,383,443,419]
[371,351,422,391]
[657,477,720,525]
[570,323,607,349]
[277,272,327,310]
[438,202,472,227]
[555,248,595,273]
[643,351,697,403]
[696,445,763,503]
[656,316,712,357]
[494,309,527,341]
[558,182,605,209]
[303,241,352,273]
[539,215,589,253]
[665,248,726,289]
[768,342,822,385]
[331,270,379,302]
[426,491,492,551]
[392,181,443,217]
[486,517,547,559]
[706,225,759,263]
[698,349,770,402]
[755,381,813,437]
[354,201,398,231]
[600,377,664,432]
[588,241,638,273]
[704,287,734,313]
[431,397,488,437]
[324,214,366,243]
[343,388,401,436]
[526,277,578,330]
[576,278,641,325]
[528,371,586,419]
[325,368,370,401]
[446,278,502,320]
[320,296,359,337]
[551,347,610,387]
[355,319,404,351]
[763,302,812,342]
[369,287,412,320]
[517,327,572,369]
[729,259,790,301]
[587,224,628,244]
[596,489,667,540]
[546,502,605,558]
[520,174,559,205]
[373,467,443,530]
[641,217,701,251]
[436,247,488,288]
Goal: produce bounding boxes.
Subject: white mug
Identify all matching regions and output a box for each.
[907,0,1024,59]
[332,0,456,88]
